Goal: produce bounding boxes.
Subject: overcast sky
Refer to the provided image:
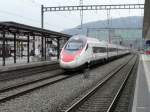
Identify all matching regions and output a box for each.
[0,0,145,31]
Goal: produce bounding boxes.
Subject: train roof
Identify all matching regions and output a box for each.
[70,35,100,43]
[70,35,129,49]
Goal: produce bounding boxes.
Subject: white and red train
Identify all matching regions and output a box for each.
[59,35,130,70]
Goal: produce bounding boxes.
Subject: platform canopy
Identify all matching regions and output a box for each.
[143,0,150,39]
[0,21,71,38]
[0,21,71,66]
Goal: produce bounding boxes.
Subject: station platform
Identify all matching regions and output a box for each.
[132,54,150,112]
[0,60,58,72]
[0,56,57,72]
[0,58,59,81]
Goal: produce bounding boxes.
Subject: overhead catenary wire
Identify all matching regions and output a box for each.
[0,9,63,30]
[28,0,77,25]
[0,1,78,30]
[79,0,84,29]
[1,0,76,30]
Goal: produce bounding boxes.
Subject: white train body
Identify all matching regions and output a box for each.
[59,35,130,70]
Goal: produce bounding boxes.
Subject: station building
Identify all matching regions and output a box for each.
[143,0,150,54]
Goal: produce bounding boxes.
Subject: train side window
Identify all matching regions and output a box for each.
[93,47,107,53]
[93,47,98,53]
[99,47,106,53]
[92,47,96,53]
[85,44,88,51]
[108,48,116,52]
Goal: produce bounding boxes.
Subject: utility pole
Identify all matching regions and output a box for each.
[41,5,44,28]
[79,0,83,29]
[86,28,89,36]
[107,9,111,43]
[41,5,45,60]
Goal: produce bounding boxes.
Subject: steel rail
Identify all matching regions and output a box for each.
[0,62,59,81]
[0,54,130,93]
[0,72,75,103]
[0,54,132,103]
[0,69,63,93]
[65,55,135,112]
[106,55,138,112]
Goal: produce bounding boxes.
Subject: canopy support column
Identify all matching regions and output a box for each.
[2,31,6,66]
[45,37,47,60]
[14,33,16,63]
[41,36,44,58]
[33,36,35,56]
[57,38,60,60]
[27,35,30,63]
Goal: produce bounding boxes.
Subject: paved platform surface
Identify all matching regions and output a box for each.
[0,56,57,71]
[132,54,150,112]
[0,56,57,67]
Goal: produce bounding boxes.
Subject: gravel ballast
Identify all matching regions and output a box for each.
[0,69,63,90]
[0,55,132,112]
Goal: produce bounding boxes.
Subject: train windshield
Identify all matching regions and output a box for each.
[65,40,84,51]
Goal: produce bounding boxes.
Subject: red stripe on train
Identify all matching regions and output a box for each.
[61,50,82,62]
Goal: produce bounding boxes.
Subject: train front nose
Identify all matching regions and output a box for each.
[60,50,81,69]
[59,37,85,69]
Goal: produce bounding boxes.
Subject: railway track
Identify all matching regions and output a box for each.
[63,55,137,112]
[0,55,133,103]
[111,55,139,112]
[0,70,75,103]
[0,61,59,81]
[0,69,64,92]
